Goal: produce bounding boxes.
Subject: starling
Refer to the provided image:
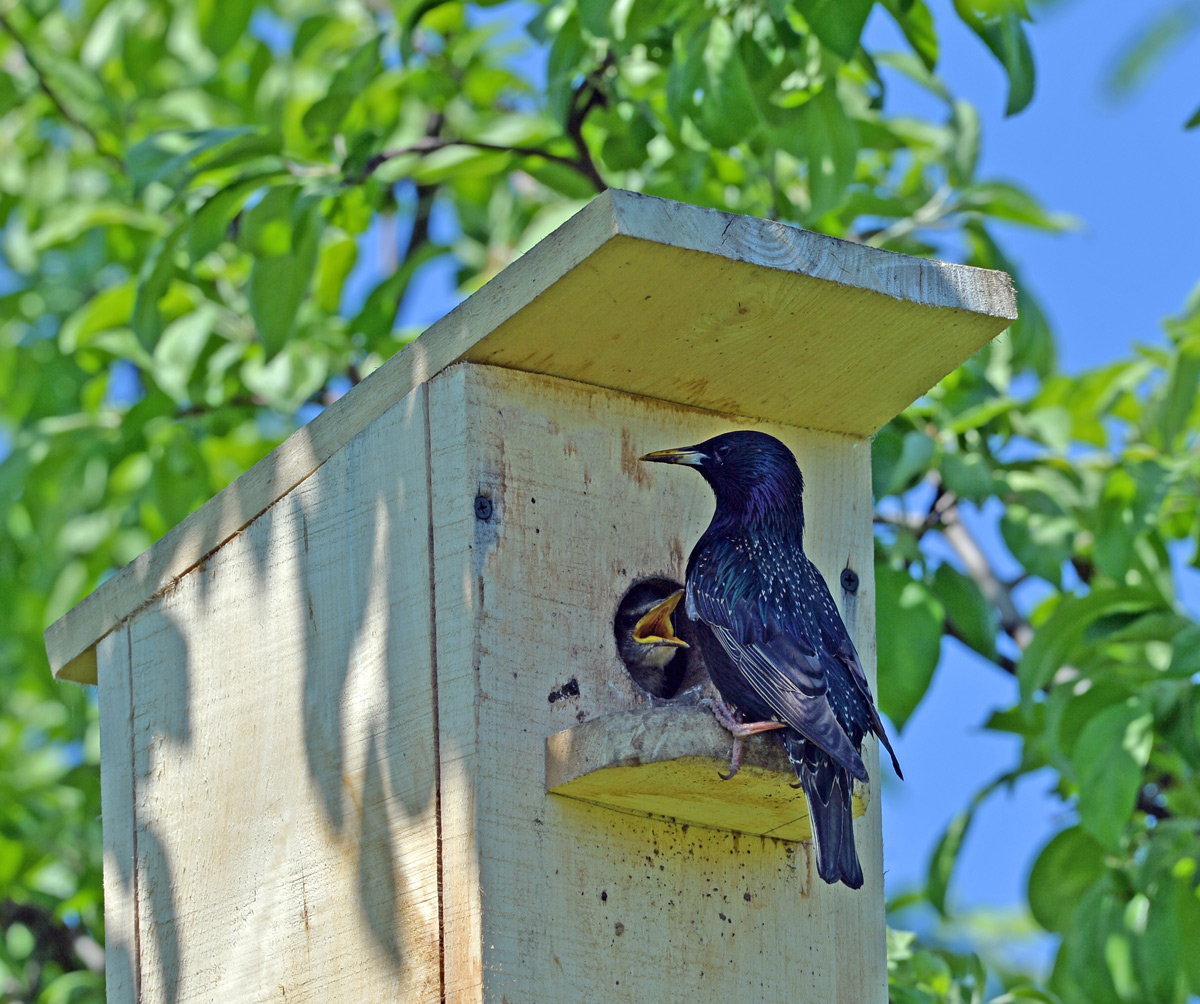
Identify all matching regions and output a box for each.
[642,430,902,889]
[614,580,691,699]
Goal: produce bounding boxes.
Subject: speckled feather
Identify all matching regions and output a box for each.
[650,430,902,889]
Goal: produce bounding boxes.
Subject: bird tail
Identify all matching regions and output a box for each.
[784,733,863,889]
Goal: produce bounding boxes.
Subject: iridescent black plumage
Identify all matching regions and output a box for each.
[642,430,902,889]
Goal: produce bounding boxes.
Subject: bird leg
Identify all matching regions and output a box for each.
[702,698,786,780]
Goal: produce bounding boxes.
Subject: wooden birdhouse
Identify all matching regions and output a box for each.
[46,191,1015,1003]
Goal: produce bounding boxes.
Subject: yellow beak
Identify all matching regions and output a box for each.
[632,589,689,648]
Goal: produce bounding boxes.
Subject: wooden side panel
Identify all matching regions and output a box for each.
[97,626,137,1004]
[435,364,886,1004]
[120,389,441,1003]
[427,370,485,1004]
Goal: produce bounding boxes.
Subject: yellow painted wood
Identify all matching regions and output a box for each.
[546,705,869,841]
[45,190,1012,683]
[430,363,886,1004]
[99,388,442,1002]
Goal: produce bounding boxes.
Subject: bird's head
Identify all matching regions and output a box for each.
[641,430,805,532]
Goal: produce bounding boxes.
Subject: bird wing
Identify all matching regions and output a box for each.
[688,571,867,781]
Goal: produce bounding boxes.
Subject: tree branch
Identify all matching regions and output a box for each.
[943,617,1017,675]
[939,500,1035,650]
[0,10,125,173]
[357,137,602,190]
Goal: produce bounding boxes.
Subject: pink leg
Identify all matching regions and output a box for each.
[719,736,745,781]
[704,699,786,780]
[708,697,786,738]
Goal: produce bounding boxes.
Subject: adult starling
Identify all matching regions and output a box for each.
[614,580,691,699]
[642,430,902,889]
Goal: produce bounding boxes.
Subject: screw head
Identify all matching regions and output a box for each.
[474,496,493,521]
[840,568,859,593]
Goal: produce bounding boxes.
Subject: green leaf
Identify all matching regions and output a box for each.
[127,128,259,197]
[1177,872,1200,993]
[795,0,874,61]
[302,39,383,142]
[999,503,1073,586]
[1186,102,1200,129]
[881,0,938,71]
[314,234,358,314]
[958,181,1075,231]
[953,0,1035,116]
[1072,700,1153,848]
[243,191,325,357]
[797,84,859,216]
[1028,825,1107,933]
[1054,875,1126,1004]
[698,18,760,148]
[1157,336,1200,448]
[153,307,216,403]
[188,174,280,261]
[931,563,996,658]
[197,0,253,57]
[926,775,1009,913]
[59,280,137,352]
[875,563,945,729]
[1017,586,1162,706]
[546,10,586,124]
[1105,3,1200,97]
[938,450,993,501]
[875,429,935,497]
[131,226,185,350]
[348,243,445,349]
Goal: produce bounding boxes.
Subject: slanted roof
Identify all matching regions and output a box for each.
[45,189,1016,684]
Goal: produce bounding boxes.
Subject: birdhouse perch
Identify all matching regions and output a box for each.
[45,190,1016,1003]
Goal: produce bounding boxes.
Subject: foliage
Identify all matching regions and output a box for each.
[875,281,1200,1004]
[0,0,1195,1002]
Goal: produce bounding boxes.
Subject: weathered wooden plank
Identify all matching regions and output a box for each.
[545,705,869,842]
[436,363,886,1004]
[97,626,137,1004]
[426,370,485,1004]
[46,189,1011,684]
[119,389,441,1002]
[43,192,619,683]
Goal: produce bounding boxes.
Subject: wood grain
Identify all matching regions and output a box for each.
[46,189,1012,683]
[109,388,442,1002]
[429,363,888,1004]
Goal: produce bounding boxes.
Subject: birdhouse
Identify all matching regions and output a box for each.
[46,191,1015,1003]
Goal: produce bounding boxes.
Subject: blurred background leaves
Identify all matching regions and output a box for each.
[0,0,1197,1001]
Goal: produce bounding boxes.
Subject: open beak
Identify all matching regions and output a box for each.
[632,589,689,648]
[640,447,706,467]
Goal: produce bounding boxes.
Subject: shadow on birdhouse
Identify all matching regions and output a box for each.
[43,189,1016,1003]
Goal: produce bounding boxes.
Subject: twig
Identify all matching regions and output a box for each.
[939,501,1034,650]
[0,9,125,173]
[943,617,1017,676]
[864,184,955,248]
[357,137,597,188]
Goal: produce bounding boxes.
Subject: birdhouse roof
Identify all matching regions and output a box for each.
[45,189,1015,684]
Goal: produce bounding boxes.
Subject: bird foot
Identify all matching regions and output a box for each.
[700,698,786,779]
[719,736,747,780]
[703,697,786,738]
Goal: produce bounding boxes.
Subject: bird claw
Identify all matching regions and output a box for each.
[719,735,745,780]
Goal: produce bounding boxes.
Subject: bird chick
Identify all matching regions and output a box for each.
[614,580,691,699]
[642,430,902,889]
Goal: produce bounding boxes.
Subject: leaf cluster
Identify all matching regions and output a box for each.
[874,280,1200,1002]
